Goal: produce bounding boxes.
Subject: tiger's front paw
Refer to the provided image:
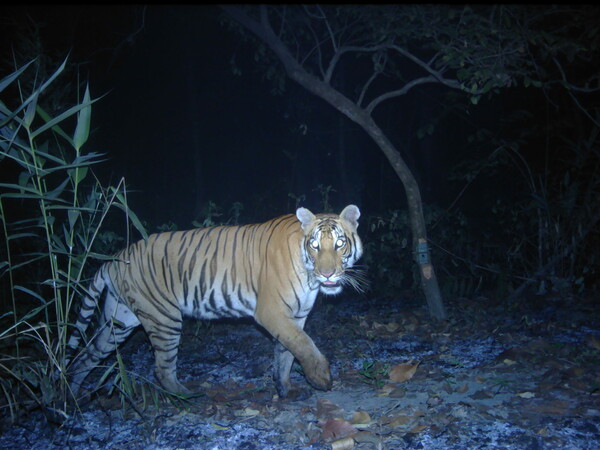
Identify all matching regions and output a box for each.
[304,354,332,391]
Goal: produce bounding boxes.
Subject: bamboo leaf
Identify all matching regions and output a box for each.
[35,105,73,145]
[8,58,68,125]
[68,166,89,184]
[45,177,71,200]
[87,252,122,261]
[0,254,45,273]
[30,100,96,141]
[68,209,80,232]
[0,60,35,94]
[7,232,39,241]
[0,182,43,196]
[23,92,39,128]
[14,285,48,304]
[73,84,92,151]
[18,171,32,188]
[113,202,148,240]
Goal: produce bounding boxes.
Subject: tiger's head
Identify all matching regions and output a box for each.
[296,204,364,295]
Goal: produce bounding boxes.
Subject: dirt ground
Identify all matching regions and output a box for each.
[1,292,599,449]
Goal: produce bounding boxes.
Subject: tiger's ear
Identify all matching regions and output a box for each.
[340,205,360,230]
[296,207,316,232]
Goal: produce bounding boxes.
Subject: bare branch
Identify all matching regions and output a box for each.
[358,70,379,108]
[316,5,339,54]
[566,89,600,129]
[552,56,600,94]
[300,16,327,78]
[389,45,452,82]
[366,76,439,115]
[325,43,388,84]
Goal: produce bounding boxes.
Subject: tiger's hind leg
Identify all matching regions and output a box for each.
[136,308,191,395]
[69,291,140,395]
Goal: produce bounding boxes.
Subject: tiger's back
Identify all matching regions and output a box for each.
[68,205,363,397]
[112,214,305,320]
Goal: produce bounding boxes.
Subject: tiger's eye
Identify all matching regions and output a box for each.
[335,238,345,249]
[310,239,319,250]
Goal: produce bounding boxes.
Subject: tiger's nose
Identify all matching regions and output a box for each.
[321,270,335,278]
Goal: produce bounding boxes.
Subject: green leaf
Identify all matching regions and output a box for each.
[8,58,68,126]
[73,84,92,151]
[35,105,73,145]
[18,171,32,188]
[68,209,80,231]
[0,182,43,196]
[68,166,89,185]
[112,197,148,240]
[45,177,70,200]
[0,60,35,94]
[7,232,39,241]
[30,99,96,141]
[14,285,47,304]
[23,92,39,128]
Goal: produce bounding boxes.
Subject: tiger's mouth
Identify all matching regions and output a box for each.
[321,280,340,288]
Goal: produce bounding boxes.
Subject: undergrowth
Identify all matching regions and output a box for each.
[0,58,148,424]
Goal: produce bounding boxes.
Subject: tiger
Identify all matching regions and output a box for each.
[67,205,363,398]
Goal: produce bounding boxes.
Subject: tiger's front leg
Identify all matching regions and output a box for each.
[256,302,332,396]
[274,342,294,397]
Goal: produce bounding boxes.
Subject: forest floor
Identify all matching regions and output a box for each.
[1,291,599,449]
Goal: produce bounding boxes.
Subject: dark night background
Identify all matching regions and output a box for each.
[1,5,599,298]
[1,5,461,224]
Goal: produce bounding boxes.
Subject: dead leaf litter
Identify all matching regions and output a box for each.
[1,294,599,448]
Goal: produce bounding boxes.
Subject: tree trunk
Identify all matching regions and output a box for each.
[222,5,447,320]
[356,115,447,321]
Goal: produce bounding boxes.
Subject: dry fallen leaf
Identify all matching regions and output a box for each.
[378,384,395,396]
[372,321,401,334]
[350,410,371,427]
[317,397,345,420]
[353,431,381,445]
[320,418,358,441]
[331,436,355,450]
[378,383,406,397]
[380,414,413,428]
[389,360,420,383]
[234,407,260,417]
[457,383,470,393]
[386,322,401,333]
[516,391,536,399]
[409,424,428,434]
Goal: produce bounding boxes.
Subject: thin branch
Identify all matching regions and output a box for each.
[552,56,600,94]
[301,19,327,78]
[299,5,341,80]
[427,50,443,69]
[325,43,388,84]
[358,71,379,108]
[566,89,600,129]
[389,44,453,83]
[366,75,439,114]
[316,5,339,54]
